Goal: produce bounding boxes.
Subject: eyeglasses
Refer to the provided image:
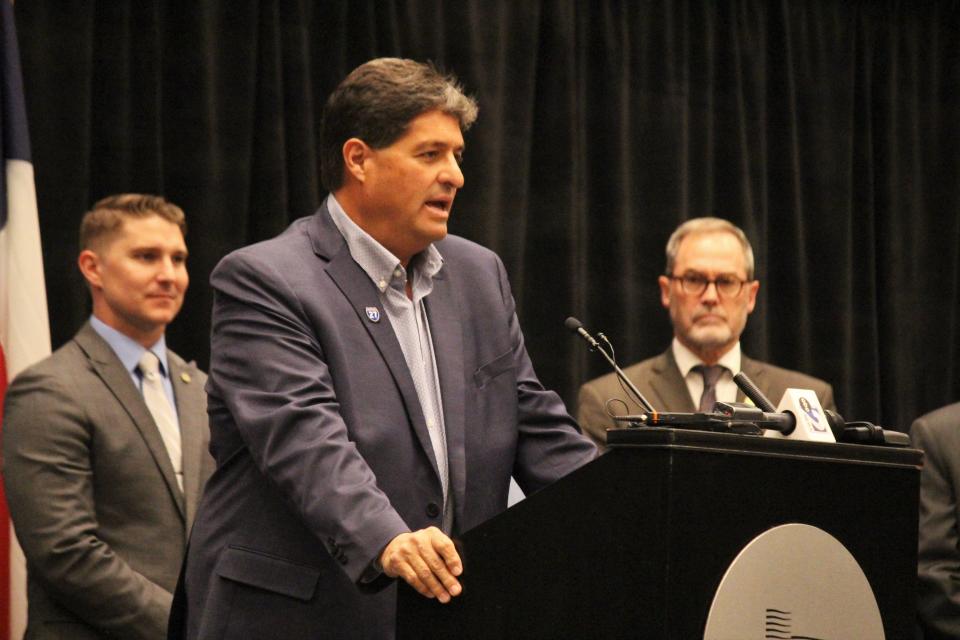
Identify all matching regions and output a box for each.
[668,272,750,297]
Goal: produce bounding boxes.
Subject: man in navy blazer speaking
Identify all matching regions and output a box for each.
[171,58,597,639]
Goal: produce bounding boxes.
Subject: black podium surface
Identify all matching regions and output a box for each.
[397,427,921,639]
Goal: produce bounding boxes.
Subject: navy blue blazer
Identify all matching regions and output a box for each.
[174,204,596,639]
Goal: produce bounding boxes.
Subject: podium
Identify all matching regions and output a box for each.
[397,427,921,639]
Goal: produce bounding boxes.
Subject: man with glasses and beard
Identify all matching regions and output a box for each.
[576,217,836,449]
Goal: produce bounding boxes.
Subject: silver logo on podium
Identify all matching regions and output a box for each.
[703,523,883,639]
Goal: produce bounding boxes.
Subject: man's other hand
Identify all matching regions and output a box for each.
[380,527,463,603]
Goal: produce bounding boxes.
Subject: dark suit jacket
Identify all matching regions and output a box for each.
[174,205,596,639]
[2,322,213,640]
[911,402,960,640]
[576,347,837,448]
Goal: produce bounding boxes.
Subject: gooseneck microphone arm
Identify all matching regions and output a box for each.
[564,317,656,414]
[732,371,777,413]
[731,372,795,435]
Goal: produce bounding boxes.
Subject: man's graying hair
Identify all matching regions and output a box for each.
[320,57,479,191]
[665,217,755,280]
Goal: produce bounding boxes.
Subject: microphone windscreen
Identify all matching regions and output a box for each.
[824,409,846,440]
[564,317,583,333]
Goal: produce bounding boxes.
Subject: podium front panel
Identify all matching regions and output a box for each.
[398,428,920,639]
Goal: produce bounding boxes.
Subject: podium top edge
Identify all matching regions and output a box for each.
[605,426,922,468]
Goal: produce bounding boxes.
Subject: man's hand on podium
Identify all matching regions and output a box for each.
[380,527,463,603]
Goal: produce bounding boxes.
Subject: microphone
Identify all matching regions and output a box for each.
[564,317,655,414]
[711,401,796,435]
[824,410,911,447]
[733,372,831,440]
[736,371,907,446]
[564,317,600,350]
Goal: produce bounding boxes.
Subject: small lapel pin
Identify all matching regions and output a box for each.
[365,306,381,323]
[180,372,192,383]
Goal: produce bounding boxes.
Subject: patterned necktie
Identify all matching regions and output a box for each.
[138,351,183,492]
[694,364,725,413]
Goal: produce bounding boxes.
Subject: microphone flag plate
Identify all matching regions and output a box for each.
[764,388,835,443]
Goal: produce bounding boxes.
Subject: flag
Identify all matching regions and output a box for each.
[0,1,50,638]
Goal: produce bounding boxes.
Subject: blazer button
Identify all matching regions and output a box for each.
[426,502,441,518]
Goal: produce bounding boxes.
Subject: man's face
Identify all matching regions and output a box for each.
[353,109,465,263]
[658,231,759,361]
[79,215,189,346]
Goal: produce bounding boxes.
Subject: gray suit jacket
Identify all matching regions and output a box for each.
[911,402,960,640]
[2,322,214,640]
[577,347,837,448]
[173,204,596,639]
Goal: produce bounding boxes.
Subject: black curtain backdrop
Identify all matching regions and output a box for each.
[15,1,960,432]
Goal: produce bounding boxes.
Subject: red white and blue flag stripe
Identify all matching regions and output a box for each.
[0,2,50,638]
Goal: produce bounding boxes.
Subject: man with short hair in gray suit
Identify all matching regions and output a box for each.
[171,58,596,640]
[577,217,836,449]
[911,401,960,639]
[2,194,214,639]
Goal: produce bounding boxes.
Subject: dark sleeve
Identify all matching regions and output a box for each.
[912,415,960,639]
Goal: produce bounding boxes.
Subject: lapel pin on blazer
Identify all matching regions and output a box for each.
[180,372,192,383]
[365,307,381,323]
